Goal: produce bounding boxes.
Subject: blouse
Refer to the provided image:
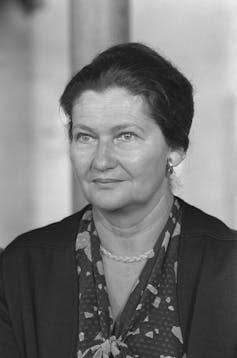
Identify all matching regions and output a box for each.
[75,198,185,358]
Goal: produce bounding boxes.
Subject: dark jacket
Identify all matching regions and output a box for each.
[0,199,237,358]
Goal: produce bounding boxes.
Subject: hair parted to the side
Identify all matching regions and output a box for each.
[60,42,194,151]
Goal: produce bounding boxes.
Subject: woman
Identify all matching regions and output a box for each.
[0,43,237,358]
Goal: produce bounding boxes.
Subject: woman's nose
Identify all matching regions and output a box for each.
[92,139,117,171]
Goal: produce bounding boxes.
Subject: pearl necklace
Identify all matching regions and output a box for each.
[100,245,154,263]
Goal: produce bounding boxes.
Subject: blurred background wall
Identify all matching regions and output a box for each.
[0,0,71,248]
[0,0,236,248]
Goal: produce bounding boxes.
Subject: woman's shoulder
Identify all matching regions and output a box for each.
[178,197,237,241]
[3,205,91,256]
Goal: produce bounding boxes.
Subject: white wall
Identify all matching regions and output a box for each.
[131,0,237,228]
[0,1,71,248]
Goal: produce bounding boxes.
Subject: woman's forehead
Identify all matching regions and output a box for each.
[73,88,157,131]
[72,87,152,124]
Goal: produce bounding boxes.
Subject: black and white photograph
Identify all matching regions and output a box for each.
[0,1,237,357]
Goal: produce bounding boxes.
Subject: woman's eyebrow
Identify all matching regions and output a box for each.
[72,124,94,132]
[111,124,144,132]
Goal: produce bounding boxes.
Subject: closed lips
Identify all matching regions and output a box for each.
[92,178,123,183]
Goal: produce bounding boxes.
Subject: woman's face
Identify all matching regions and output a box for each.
[71,87,175,213]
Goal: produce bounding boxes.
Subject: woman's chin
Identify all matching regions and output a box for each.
[86,192,132,212]
[91,199,127,212]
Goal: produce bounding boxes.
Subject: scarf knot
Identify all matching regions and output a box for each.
[81,336,128,358]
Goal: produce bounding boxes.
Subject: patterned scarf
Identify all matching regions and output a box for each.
[75,198,185,358]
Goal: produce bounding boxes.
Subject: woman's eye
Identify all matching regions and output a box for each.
[117,132,137,142]
[74,133,94,143]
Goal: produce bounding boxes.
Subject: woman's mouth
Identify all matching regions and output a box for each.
[92,178,123,184]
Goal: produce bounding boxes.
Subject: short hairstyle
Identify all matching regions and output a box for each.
[60,42,194,151]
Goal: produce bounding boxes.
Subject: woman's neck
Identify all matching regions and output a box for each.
[93,191,174,256]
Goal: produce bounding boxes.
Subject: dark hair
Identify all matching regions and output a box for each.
[60,42,194,151]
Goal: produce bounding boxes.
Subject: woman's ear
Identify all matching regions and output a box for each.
[168,149,185,168]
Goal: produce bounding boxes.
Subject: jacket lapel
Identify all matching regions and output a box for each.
[177,229,206,353]
[177,199,237,357]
